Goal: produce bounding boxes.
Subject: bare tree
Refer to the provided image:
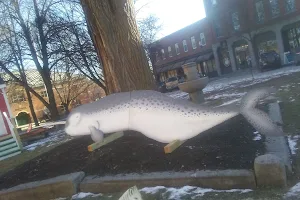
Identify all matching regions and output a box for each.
[0,5,41,125]
[54,3,107,93]
[0,0,74,120]
[80,0,155,94]
[52,59,92,114]
[137,15,162,65]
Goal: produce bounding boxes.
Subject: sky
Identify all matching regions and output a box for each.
[135,0,206,39]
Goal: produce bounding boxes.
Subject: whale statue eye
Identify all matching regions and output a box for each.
[69,113,81,125]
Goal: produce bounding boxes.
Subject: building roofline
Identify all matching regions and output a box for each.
[150,17,208,48]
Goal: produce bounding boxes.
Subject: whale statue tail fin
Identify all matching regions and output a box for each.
[240,87,284,136]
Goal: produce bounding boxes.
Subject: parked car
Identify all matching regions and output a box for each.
[165,77,179,91]
[259,51,281,72]
[158,81,167,93]
[178,76,185,83]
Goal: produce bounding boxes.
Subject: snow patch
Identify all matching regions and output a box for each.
[285,182,300,198]
[207,92,246,100]
[288,135,300,155]
[168,66,300,100]
[140,186,253,199]
[253,131,262,141]
[140,186,166,194]
[72,192,102,199]
[186,146,194,150]
[24,130,69,151]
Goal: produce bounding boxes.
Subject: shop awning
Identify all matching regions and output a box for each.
[183,57,197,64]
[156,64,174,73]
[196,52,214,62]
[171,61,185,70]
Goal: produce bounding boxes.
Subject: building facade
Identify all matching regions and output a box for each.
[149,19,218,83]
[150,0,300,83]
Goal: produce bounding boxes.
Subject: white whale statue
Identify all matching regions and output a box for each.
[64,88,283,143]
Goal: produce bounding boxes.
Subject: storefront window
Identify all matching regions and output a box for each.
[258,40,278,55]
[287,28,300,50]
[234,44,250,69]
[160,73,167,82]
[168,70,177,77]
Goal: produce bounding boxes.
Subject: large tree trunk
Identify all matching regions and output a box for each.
[80,0,155,94]
[43,71,59,120]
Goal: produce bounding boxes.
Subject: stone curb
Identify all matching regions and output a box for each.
[80,169,256,194]
[254,154,287,188]
[0,172,85,200]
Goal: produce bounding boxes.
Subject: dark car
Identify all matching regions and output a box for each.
[259,51,281,72]
[158,81,167,93]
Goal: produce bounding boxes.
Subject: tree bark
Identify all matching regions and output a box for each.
[24,86,39,126]
[80,0,155,94]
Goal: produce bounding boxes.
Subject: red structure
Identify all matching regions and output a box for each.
[0,79,13,137]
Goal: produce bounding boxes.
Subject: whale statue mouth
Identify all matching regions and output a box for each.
[37,121,66,127]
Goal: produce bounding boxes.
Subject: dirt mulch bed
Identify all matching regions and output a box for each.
[0,115,265,190]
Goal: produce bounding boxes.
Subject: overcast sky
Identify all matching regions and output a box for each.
[135,0,206,39]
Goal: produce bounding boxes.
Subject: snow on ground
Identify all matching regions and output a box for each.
[253,131,262,141]
[140,186,252,199]
[168,66,300,102]
[72,192,102,199]
[206,92,246,100]
[285,182,300,198]
[203,66,300,93]
[288,135,300,155]
[24,129,71,151]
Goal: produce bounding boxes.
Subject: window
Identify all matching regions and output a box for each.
[200,33,206,46]
[40,90,48,98]
[12,94,26,103]
[191,36,197,49]
[175,43,180,55]
[285,0,296,13]
[156,51,160,62]
[183,40,188,52]
[269,0,280,17]
[255,0,265,23]
[168,46,172,57]
[214,19,222,37]
[161,49,165,59]
[211,0,217,6]
[232,12,240,31]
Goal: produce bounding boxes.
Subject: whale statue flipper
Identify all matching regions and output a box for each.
[89,126,104,142]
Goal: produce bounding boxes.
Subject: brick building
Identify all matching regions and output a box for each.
[150,0,300,83]
[150,18,218,83]
[4,70,105,127]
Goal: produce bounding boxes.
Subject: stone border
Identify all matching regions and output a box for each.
[80,170,256,194]
[0,172,85,200]
[0,170,255,199]
[266,102,292,172]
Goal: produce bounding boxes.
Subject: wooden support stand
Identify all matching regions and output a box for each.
[88,132,124,152]
[164,140,185,154]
